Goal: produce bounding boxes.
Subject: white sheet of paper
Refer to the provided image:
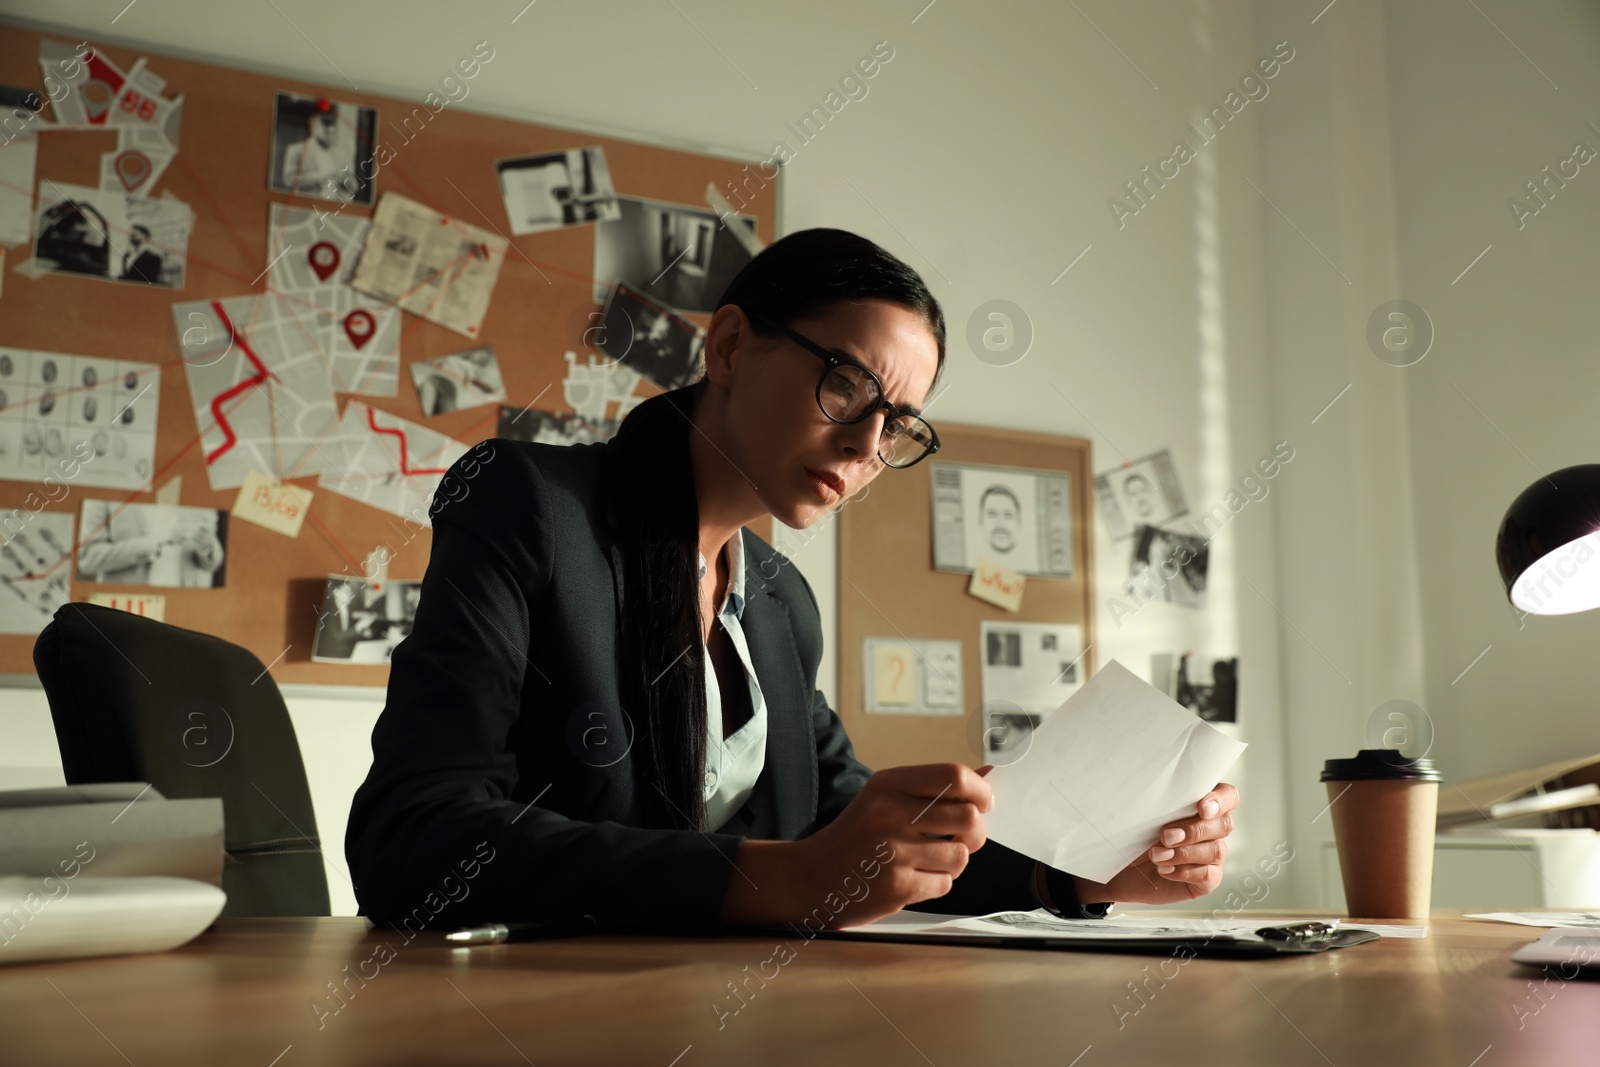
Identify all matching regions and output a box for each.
[981,658,1247,884]
[1466,911,1600,928]
[0,875,224,964]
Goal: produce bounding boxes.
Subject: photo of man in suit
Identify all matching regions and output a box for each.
[280,107,349,199]
[269,92,377,205]
[312,577,421,664]
[33,185,190,288]
[117,224,163,284]
[76,500,227,588]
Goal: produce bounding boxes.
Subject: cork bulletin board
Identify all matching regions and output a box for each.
[0,23,776,684]
[837,422,1096,770]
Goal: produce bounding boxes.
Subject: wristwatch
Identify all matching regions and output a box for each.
[1041,864,1112,919]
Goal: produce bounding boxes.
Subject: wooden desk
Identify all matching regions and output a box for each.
[2,911,1596,1065]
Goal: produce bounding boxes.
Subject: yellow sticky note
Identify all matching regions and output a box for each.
[872,642,916,705]
[232,469,312,538]
[969,556,1026,612]
[88,593,166,621]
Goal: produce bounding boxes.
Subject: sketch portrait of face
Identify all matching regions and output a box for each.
[979,484,1022,554]
[1123,471,1157,519]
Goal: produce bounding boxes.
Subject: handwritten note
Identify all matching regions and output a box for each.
[231,469,311,538]
[871,642,916,705]
[969,556,1026,612]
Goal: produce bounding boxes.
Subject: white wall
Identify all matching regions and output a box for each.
[1248,0,1600,906]
[1383,1,1600,775]
[1248,0,1430,906]
[13,0,1586,915]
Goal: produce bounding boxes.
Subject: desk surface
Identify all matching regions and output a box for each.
[2,911,1596,1066]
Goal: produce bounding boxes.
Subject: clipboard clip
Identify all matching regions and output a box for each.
[1256,920,1341,943]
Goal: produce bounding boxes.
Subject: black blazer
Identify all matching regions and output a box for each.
[119,249,162,284]
[345,435,1077,936]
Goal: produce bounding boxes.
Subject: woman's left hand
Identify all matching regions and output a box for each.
[1078,782,1241,905]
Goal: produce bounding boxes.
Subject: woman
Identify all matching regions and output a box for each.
[345,228,1239,937]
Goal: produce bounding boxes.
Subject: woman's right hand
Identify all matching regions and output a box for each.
[785,763,994,929]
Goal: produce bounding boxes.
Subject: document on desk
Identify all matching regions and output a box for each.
[981,659,1248,884]
[842,909,1426,940]
[1466,911,1600,928]
[872,910,1279,940]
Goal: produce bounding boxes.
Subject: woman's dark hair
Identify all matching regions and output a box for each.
[606,227,944,832]
[718,227,947,395]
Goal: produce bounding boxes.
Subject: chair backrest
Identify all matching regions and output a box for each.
[32,602,331,917]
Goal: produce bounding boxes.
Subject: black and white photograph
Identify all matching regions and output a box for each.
[409,346,506,416]
[1126,523,1210,608]
[1094,448,1189,541]
[596,282,706,391]
[0,512,74,634]
[496,146,622,235]
[268,91,378,205]
[33,182,192,288]
[75,499,227,588]
[1153,652,1238,724]
[312,576,422,664]
[982,709,1042,764]
[978,620,1083,714]
[495,405,604,446]
[592,195,757,312]
[930,460,1074,578]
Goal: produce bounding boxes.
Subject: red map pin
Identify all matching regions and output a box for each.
[113,150,151,192]
[308,241,340,282]
[343,310,375,349]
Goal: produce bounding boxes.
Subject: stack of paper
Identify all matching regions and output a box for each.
[0,782,224,883]
[0,783,227,965]
[0,875,225,965]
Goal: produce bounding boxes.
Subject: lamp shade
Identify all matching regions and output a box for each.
[1496,463,1600,615]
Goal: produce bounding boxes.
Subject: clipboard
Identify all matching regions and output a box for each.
[753,921,1382,960]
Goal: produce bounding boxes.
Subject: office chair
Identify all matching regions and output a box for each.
[32,602,332,917]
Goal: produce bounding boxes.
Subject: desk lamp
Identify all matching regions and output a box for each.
[1496,464,1600,615]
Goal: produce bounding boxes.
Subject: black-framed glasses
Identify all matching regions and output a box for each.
[745,309,941,469]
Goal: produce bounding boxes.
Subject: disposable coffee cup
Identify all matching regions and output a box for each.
[1320,749,1442,919]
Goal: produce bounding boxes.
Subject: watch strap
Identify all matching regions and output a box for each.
[1041,864,1112,919]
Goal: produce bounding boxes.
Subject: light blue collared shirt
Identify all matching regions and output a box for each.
[697,532,767,832]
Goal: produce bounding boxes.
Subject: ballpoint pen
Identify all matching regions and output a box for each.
[445,914,600,945]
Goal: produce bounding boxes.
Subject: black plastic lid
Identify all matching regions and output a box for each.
[1321,748,1441,782]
